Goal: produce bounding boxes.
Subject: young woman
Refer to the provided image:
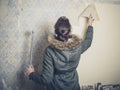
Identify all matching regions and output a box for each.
[26,16,94,90]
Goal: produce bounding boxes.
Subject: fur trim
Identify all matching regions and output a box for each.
[48,34,82,50]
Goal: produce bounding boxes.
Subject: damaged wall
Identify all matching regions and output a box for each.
[0,0,120,90]
[0,0,85,90]
[0,0,21,89]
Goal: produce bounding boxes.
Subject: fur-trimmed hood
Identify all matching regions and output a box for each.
[48,34,82,50]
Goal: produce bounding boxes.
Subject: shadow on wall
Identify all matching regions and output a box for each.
[17,22,51,90]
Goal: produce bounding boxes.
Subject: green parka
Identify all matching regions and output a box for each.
[29,26,93,90]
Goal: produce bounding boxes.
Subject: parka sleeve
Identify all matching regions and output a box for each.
[29,47,54,85]
[80,26,93,54]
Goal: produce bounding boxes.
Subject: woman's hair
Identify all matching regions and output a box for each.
[54,16,72,41]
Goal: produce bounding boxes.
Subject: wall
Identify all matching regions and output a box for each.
[0,0,84,90]
[0,0,21,89]
[77,3,120,85]
[0,0,120,90]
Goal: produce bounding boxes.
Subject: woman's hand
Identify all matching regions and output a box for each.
[26,65,35,76]
[88,14,94,26]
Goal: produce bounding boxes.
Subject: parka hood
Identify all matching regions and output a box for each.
[48,34,82,50]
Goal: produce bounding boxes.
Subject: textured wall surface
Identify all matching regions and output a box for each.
[0,0,21,89]
[0,0,120,90]
[0,0,85,90]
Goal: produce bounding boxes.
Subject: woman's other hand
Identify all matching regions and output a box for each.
[88,14,94,26]
[26,65,35,76]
